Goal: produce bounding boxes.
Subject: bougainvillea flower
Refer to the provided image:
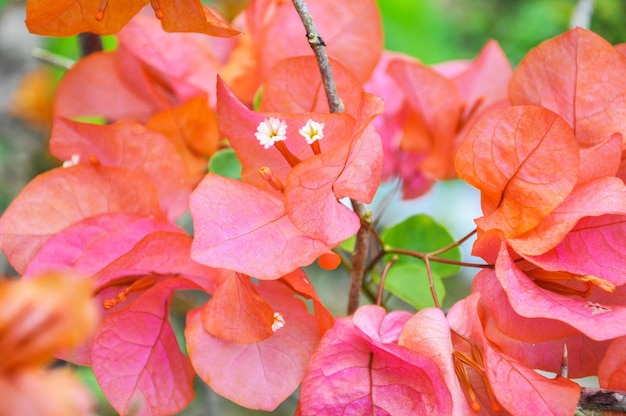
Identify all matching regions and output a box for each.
[365,41,511,198]
[297,305,453,415]
[50,117,198,221]
[0,273,97,415]
[25,0,238,37]
[200,269,332,344]
[220,0,382,102]
[447,293,581,415]
[54,14,235,121]
[186,272,331,411]
[88,231,224,415]
[510,27,626,151]
[509,26,626,197]
[457,105,626,259]
[472,261,612,378]
[491,243,626,341]
[190,77,382,277]
[398,308,475,416]
[456,105,580,239]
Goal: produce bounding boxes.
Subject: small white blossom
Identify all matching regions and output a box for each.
[271,312,286,332]
[255,117,287,149]
[62,154,81,168]
[298,119,325,144]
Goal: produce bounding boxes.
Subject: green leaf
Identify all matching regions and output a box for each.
[339,235,356,252]
[374,263,445,309]
[381,214,460,277]
[208,148,241,180]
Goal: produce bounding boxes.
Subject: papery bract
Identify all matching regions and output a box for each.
[25,0,238,37]
[186,279,323,411]
[53,50,167,121]
[399,308,474,416]
[93,231,223,293]
[92,278,199,416]
[191,79,382,277]
[456,105,579,238]
[23,213,181,278]
[0,164,163,274]
[54,15,235,121]
[448,293,581,415]
[0,274,98,415]
[473,266,610,378]
[201,273,275,343]
[365,51,434,198]
[190,173,333,279]
[526,214,626,285]
[215,78,383,243]
[260,56,364,115]
[387,56,462,180]
[383,40,512,183]
[145,96,219,176]
[298,305,453,415]
[598,336,626,391]
[222,0,381,101]
[434,40,512,122]
[492,242,626,341]
[216,76,356,190]
[50,117,193,220]
[510,27,626,149]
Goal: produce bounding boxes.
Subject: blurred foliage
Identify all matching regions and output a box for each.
[379,0,626,64]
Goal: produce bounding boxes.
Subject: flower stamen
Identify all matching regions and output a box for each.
[103,275,157,309]
[255,118,301,167]
[259,166,285,192]
[95,0,109,21]
[528,269,615,298]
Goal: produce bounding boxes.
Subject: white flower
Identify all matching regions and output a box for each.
[271,312,286,332]
[298,119,324,144]
[62,154,81,168]
[255,117,287,149]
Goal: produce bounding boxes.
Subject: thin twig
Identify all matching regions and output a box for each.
[423,255,441,308]
[429,228,477,256]
[348,203,371,314]
[290,0,343,113]
[386,248,492,269]
[291,0,369,315]
[31,48,75,70]
[376,255,398,306]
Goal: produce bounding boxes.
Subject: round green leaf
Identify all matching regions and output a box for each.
[381,214,461,277]
[208,148,242,180]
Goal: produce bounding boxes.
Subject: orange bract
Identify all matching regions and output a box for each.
[25,0,239,36]
[0,274,97,415]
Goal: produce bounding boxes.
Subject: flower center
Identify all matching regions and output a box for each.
[254,118,325,167]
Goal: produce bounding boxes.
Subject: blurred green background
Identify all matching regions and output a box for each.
[0,0,624,414]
